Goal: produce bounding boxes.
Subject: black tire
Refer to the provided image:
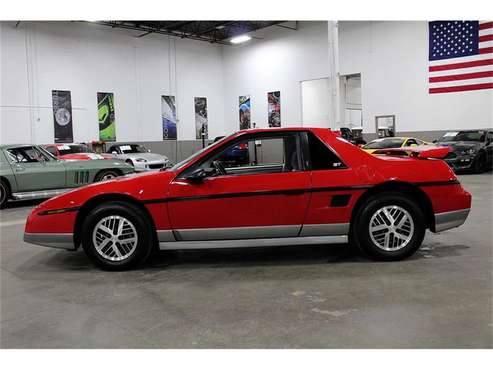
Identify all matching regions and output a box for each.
[352,192,425,261]
[94,169,120,182]
[81,201,154,270]
[0,179,10,209]
[473,152,486,174]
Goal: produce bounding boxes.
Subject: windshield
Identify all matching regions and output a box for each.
[58,144,91,155]
[119,144,148,154]
[363,138,405,149]
[170,135,231,171]
[437,131,485,142]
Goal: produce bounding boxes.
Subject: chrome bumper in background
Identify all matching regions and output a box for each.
[23,233,75,250]
[434,208,470,233]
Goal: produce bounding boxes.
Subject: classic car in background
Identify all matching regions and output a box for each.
[362,137,430,154]
[434,130,493,173]
[43,143,114,161]
[213,136,249,166]
[106,143,171,171]
[24,128,470,270]
[0,144,134,208]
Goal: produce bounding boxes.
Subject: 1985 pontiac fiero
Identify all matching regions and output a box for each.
[24,128,471,270]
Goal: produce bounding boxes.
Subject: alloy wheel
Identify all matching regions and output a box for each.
[369,205,414,251]
[92,215,138,261]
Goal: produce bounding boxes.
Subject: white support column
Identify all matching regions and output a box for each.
[327,21,341,130]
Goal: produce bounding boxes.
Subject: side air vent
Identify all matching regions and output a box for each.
[74,171,90,184]
[331,194,351,207]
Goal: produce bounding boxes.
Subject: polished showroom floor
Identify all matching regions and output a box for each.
[0,174,491,348]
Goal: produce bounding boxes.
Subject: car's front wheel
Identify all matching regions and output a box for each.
[95,169,120,182]
[353,192,425,261]
[81,201,154,270]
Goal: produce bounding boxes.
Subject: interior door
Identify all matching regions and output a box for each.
[7,146,66,191]
[167,134,311,241]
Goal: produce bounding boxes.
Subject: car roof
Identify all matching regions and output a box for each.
[0,144,38,150]
[233,127,339,137]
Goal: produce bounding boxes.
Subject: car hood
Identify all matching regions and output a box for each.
[122,153,169,162]
[33,169,177,213]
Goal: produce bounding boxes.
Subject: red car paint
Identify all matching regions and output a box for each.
[26,128,471,242]
[43,144,113,161]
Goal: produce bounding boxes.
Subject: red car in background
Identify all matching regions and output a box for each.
[43,143,113,161]
[25,127,471,270]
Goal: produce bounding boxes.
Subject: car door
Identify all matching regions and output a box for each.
[167,133,311,241]
[6,146,66,192]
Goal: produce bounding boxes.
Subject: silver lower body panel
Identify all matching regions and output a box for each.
[23,232,75,250]
[158,235,348,250]
[434,208,470,232]
[12,188,70,201]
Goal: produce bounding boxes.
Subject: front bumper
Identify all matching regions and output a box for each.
[434,208,470,232]
[134,161,170,172]
[23,233,75,251]
[444,155,475,171]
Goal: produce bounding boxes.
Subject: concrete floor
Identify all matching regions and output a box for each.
[0,174,491,348]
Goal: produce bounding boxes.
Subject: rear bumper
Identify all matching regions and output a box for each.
[23,232,75,251]
[434,208,470,232]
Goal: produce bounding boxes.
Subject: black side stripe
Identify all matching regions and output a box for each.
[142,185,372,204]
[38,179,460,214]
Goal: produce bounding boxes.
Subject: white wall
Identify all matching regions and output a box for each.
[0,21,225,144]
[339,21,493,133]
[222,21,330,133]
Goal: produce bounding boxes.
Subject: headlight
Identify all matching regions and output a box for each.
[135,158,147,163]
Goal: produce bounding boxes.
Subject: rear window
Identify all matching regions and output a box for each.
[307,132,345,170]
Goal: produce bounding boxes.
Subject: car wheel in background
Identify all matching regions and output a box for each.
[473,152,486,174]
[353,192,425,261]
[125,159,134,167]
[81,201,154,270]
[95,170,120,182]
[0,179,10,209]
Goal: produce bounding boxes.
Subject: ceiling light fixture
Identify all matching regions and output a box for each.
[230,34,252,44]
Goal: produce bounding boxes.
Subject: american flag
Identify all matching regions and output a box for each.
[428,21,493,94]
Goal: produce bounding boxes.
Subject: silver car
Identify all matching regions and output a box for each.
[106,144,171,172]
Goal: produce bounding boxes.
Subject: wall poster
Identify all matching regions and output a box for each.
[194,97,208,140]
[267,91,281,127]
[161,95,177,140]
[97,92,116,141]
[239,95,251,130]
[52,90,74,143]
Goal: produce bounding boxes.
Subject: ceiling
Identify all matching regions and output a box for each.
[90,21,291,45]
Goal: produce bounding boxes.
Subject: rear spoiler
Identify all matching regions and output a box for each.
[372,145,451,159]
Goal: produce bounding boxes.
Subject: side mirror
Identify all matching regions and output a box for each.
[184,167,216,184]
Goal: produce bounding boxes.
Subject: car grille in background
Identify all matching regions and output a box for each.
[74,171,90,184]
[148,164,164,169]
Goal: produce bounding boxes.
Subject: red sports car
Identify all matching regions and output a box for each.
[24,128,471,270]
[43,143,114,161]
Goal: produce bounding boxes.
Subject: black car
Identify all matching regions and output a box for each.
[435,130,493,173]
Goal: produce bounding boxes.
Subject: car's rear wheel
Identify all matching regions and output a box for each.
[81,201,154,270]
[95,169,120,182]
[0,179,10,209]
[353,192,425,261]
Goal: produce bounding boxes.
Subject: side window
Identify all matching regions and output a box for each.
[108,146,117,154]
[7,147,44,163]
[406,139,418,146]
[184,134,301,177]
[307,132,346,170]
